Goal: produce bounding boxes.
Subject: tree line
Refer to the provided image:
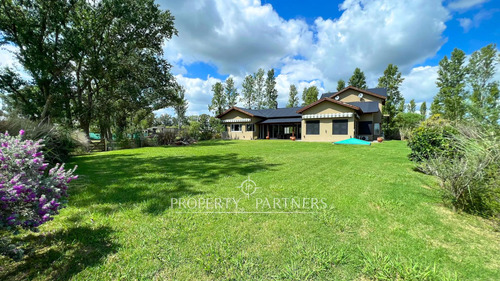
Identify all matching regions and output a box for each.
[0,0,184,139]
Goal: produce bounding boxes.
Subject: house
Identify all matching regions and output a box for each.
[216,86,387,142]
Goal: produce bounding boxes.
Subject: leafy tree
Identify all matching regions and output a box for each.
[241,74,255,109]
[378,64,404,138]
[287,84,299,108]
[432,48,468,120]
[154,114,174,127]
[337,79,346,91]
[408,99,417,113]
[398,98,406,113]
[209,82,226,116]
[420,102,427,117]
[348,68,367,89]
[174,86,188,129]
[224,77,238,108]
[254,68,266,109]
[467,44,499,126]
[302,86,319,105]
[265,69,278,109]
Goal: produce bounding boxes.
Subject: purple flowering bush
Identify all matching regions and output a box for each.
[1,130,77,258]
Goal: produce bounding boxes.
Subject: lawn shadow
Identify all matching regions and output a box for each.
[0,226,117,281]
[71,152,279,214]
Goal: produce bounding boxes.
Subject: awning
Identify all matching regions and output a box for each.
[258,118,302,124]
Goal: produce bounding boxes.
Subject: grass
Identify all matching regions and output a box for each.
[1,140,499,280]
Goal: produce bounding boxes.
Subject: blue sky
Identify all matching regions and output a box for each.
[1,0,499,116]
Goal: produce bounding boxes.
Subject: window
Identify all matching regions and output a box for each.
[374,123,381,135]
[306,121,319,135]
[246,124,254,132]
[358,121,372,135]
[231,124,241,132]
[332,119,348,135]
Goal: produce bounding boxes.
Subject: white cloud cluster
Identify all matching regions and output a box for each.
[447,0,489,10]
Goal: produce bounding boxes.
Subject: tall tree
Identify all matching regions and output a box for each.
[420,101,427,117]
[378,64,404,138]
[302,86,319,105]
[467,44,499,125]
[174,86,188,130]
[287,84,299,108]
[433,48,468,120]
[407,99,416,113]
[348,68,367,89]
[241,74,255,109]
[265,69,278,108]
[254,68,266,109]
[209,82,226,116]
[398,98,406,113]
[337,79,346,91]
[224,77,239,108]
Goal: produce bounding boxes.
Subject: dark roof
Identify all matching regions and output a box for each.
[320,87,387,99]
[347,102,380,113]
[296,98,361,113]
[258,117,302,124]
[237,107,302,118]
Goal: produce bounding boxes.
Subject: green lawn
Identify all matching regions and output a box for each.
[1,140,499,280]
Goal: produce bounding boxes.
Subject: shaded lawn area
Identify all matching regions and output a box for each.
[1,140,499,280]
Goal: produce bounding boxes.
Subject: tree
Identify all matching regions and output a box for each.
[302,86,319,105]
[337,79,346,91]
[394,112,424,140]
[408,99,417,113]
[209,82,226,116]
[0,0,179,137]
[348,68,367,89]
[254,68,266,109]
[174,86,188,129]
[241,74,255,109]
[467,44,499,126]
[432,48,468,120]
[155,114,174,127]
[287,84,299,108]
[378,64,404,138]
[224,77,238,108]
[398,98,406,113]
[265,69,278,109]
[420,102,427,117]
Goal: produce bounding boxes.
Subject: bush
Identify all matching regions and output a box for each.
[407,115,458,162]
[0,118,88,165]
[0,130,78,259]
[415,123,500,217]
[393,112,424,140]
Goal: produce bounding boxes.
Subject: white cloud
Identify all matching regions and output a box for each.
[400,66,439,103]
[457,9,498,32]
[448,0,489,10]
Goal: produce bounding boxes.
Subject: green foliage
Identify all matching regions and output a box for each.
[302,86,319,105]
[407,115,458,162]
[224,77,239,108]
[174,86,188,129]
[287,84,299,108]
[420,101,427,117]
[407,99,417,113]
[241,75,255,109]
[432,48,468,120]
[336,79,346,91]
[348,67,367,89]
[265,69,278,109]
[394,112,424,140]
[378,64,404,139]
[254,68,266,109]
[209,82,226,116]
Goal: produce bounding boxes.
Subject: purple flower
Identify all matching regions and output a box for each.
[19,129,25,136]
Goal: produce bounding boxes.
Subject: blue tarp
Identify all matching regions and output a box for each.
[334,138,371,145]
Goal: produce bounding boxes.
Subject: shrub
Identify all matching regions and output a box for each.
[407,115,458,162]
[0,130,78,259]
[393,112,424,140]
[417,123,500,217]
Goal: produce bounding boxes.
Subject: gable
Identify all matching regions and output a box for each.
[336,89,384,103]
[300,100,357,115]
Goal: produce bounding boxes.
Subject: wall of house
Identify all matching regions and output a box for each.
[220,110,261,140]
[300,101,356,142]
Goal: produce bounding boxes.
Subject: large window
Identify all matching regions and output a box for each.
[359,121,372,135]
[374,123,381,135]
[332,119,348,135]
[231,124,241,132]
[306,121,320,135]
[246,124,254,132]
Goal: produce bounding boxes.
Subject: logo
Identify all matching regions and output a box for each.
[236,176,259,198]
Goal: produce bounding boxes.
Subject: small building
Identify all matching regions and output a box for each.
[216,86,387,142]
